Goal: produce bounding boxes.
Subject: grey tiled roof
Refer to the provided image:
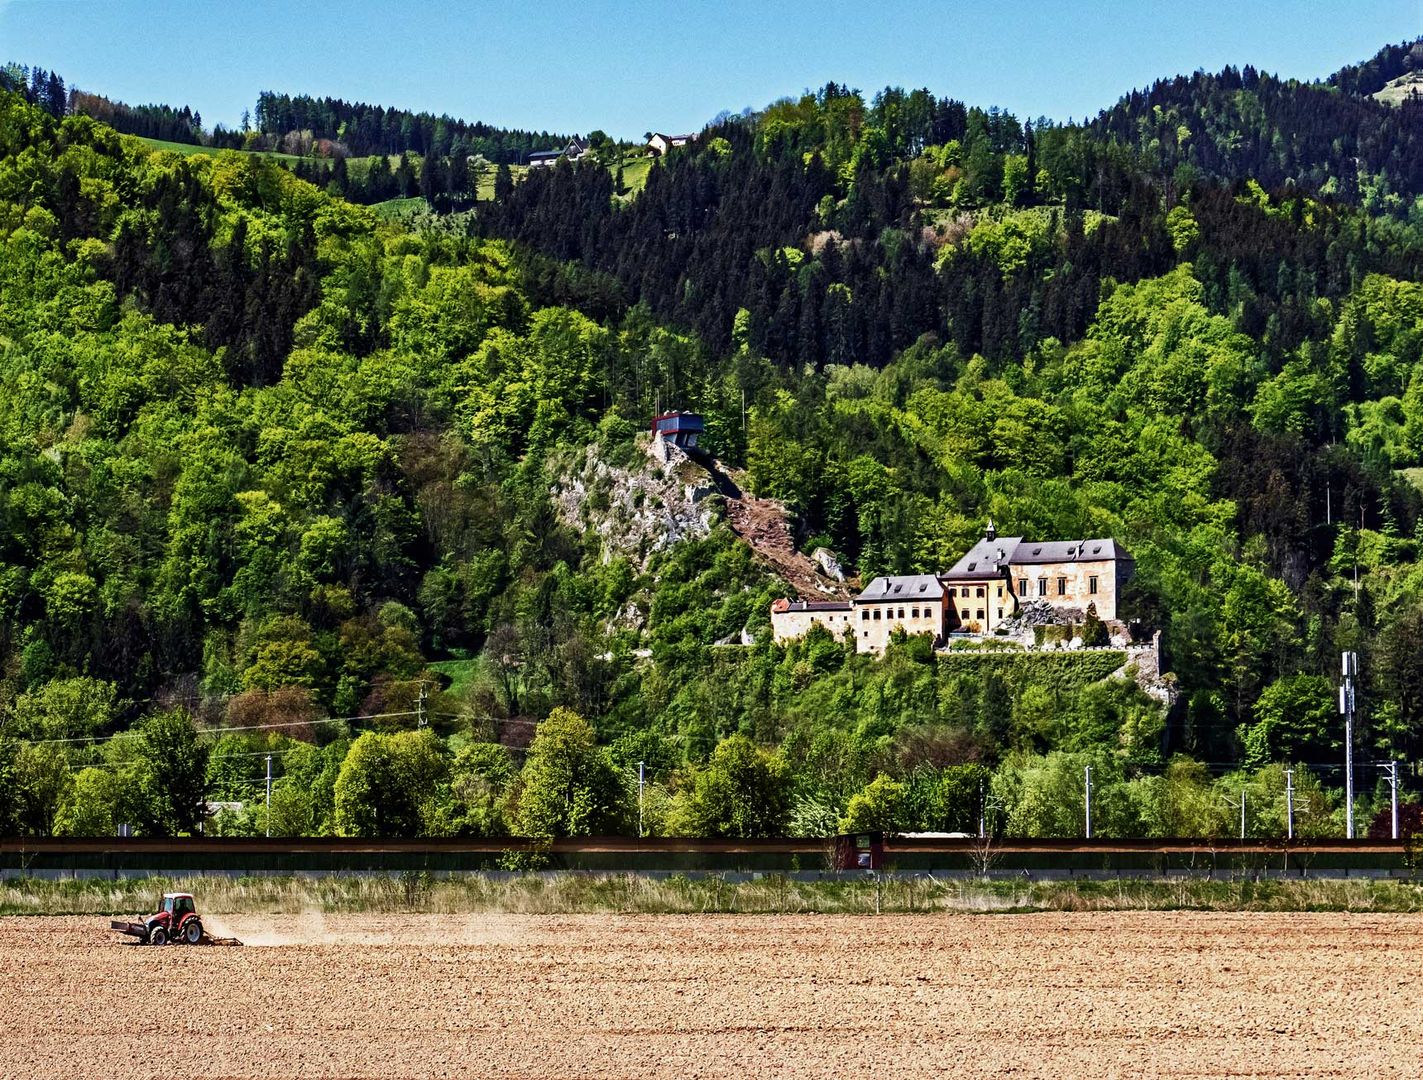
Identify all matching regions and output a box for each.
[943,537,1022,579]
[1008,538,1128,565]
[945,536,1131,576]
[856,574,946,603]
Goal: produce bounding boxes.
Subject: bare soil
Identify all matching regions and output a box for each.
[724,492,851,599]
[6,912,1422,1078]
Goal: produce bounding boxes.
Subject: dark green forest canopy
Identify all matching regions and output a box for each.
[2,36,1423,840]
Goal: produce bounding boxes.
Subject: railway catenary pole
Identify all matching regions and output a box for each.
[1285,768,1294,841]
[265,754,272,838]
[1381,761,1400,841]
[1240,788,1246,841]
[1084,766,1093,840]
[1341,652,1358,839]
[637,761,645,838]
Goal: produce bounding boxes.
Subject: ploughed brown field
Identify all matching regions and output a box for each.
[5,912,1421,1078]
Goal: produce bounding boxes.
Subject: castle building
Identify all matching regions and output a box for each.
[943,522,1132,630]
[769,522,1133,653]
[851,574,949,651]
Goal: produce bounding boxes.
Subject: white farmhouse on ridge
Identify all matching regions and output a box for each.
[646,132,697,156]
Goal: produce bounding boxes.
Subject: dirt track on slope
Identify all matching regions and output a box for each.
[5,912,1422,1078]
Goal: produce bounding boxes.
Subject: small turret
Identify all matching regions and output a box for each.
[985,518,996,542]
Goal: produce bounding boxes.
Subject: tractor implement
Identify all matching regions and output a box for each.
[109,892,242,946]
[110,919,149,941]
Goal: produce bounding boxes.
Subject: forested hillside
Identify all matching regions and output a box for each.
[2,41,1423,843]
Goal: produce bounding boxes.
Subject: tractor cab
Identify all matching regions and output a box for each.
[159,893,196,922]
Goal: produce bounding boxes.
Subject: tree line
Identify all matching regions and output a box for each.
[3,40,1423,840]
[254,90,567,164]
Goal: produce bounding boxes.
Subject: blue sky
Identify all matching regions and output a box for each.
[2,1,1419,139]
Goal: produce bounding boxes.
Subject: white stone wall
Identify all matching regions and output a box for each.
[771,607,854,644]
[1007,559,1121,620]
[852,598,947,653]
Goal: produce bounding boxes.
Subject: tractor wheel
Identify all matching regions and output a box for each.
[182,919,203,945]
[148,926,168,946]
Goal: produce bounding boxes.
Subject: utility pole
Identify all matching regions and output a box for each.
[264,754,273,838]
[1340,651,1358,839]
[636,760,646,838]
[1285,768,1294,841]
[1382,760,1400,841]
[1084,765,1093,840]
[417,680,429,728]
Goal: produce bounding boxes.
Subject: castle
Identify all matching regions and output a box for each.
[770,522,1133,653]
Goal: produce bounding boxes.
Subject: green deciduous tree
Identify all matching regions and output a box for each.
[839,774,908,833]
[1242,675,1337,770]
[54,766,118,836]
[509,708,627,837]
[669,734,791,838]
[333,729,448,837]
[134,710,210,836]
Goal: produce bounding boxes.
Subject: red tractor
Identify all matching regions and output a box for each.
[110,892,239,946]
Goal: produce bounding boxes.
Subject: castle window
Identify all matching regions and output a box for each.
[911,608,919,619]
[1058,577,1067,596]
[861,610,869,621]
[976,609,984,620]
[1089,575,1099,594]
[961,609,970,620]
[898,608,906,620]
[1037,579,1047,597]
[997,608,1003,620]
[1020,578,1029,595]
[996,586,1003,598]
[976,587,985,598]
[873,609,881,620]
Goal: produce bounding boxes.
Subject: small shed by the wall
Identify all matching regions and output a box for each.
[833,832,884,871]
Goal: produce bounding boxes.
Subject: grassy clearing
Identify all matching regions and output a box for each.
[1375,72,1423,106]
[6,874,1423,917]
[617,153,653,196]
[132,136,305,164]
[428,656,484,697]
[369,197,428,220]
[475,163,528,201]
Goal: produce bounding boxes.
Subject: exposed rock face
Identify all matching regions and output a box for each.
[995,599,1071,634]
[813,547,846,582]
[1114,631,1179,707]
[551,437,718,569]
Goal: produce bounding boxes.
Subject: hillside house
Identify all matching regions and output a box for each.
[528,135,591,168]
[769,523,1133,652]
[651,410,704,449]
[646,132,697,156]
